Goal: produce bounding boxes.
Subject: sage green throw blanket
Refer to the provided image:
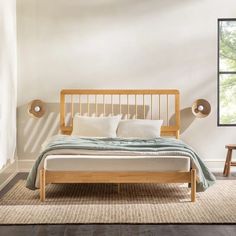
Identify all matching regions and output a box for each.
[26,136,215,192]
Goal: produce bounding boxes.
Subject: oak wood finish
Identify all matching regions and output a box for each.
[60,89,180,138]
[39,89,196,202]
[40,169,196,202]
[40,169,45,202]
[191,169,196,202]
[223,145,236,177]
[45,171,191,184]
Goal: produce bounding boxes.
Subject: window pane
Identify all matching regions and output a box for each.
[219,74,236,124]
[219,21,236,72]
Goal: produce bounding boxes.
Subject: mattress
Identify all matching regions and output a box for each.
[28,135,215,191]
[44,155,190,172]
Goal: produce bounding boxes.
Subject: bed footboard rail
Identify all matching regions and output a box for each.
[39,169,196,202]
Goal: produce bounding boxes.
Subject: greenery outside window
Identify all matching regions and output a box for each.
[218,19,236,126]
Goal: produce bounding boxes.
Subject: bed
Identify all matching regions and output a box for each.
[26,89,215,202]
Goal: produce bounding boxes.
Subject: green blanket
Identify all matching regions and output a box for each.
[26,136,216,192]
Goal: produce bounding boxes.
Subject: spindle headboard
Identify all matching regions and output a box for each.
[60,89,180,138]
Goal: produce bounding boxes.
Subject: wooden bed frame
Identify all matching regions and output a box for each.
[40,89,196,202]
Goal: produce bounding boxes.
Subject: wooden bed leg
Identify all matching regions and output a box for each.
[191,169,196,202]
[223,150,229,176]
[224,148,232,177]
[40,169,46,202]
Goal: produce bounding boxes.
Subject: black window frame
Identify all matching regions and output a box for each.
[217,18,236,126]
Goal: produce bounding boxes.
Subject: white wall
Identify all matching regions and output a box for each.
[0,0,17,188]
[17,0,236,170]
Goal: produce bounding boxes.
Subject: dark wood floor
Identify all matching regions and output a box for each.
[0,224,236,236]
[0,173,235,236]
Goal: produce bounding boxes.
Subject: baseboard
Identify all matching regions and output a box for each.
[17,160,35,172]
[17,159,233,173]
[0,161,18,191]
[204,159,224,172]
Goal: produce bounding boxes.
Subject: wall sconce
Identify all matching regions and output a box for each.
[28,100,46,118]
[192,99,211,118]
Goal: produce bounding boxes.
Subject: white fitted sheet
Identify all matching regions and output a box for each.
[44,155,190,172]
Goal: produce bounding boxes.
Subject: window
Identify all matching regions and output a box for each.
[218,19,236,126]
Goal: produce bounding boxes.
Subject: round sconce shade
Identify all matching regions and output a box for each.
[28,100,46,118]
[192,99,211,118]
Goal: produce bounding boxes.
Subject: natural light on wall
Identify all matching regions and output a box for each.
[218,19,236,126]
[0,0,17,169]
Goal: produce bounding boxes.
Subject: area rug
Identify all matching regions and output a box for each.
[0,180,236,224]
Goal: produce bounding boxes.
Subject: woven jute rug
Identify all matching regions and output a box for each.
[0,180,235,224]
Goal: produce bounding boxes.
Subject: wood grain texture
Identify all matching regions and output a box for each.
[223,145,236,177]
[45,171,191,184]
[225,144,236,149]
[60,89,180,138]
[41,89,191,202]
[40,169,45,202]
[60,89,180,95]
[191,169,196,202]
[40,169,196,202]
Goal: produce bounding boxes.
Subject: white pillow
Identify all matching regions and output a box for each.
[72,115,121,138]
[117,119,163,139]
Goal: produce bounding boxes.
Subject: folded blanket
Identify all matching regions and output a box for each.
[26,135,216,192]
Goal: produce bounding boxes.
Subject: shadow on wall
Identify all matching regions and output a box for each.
[17,102,195,160]
[17,102,196,160]
[17,103,61,160]
[17,103,150,160]
[170,107,196,134]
